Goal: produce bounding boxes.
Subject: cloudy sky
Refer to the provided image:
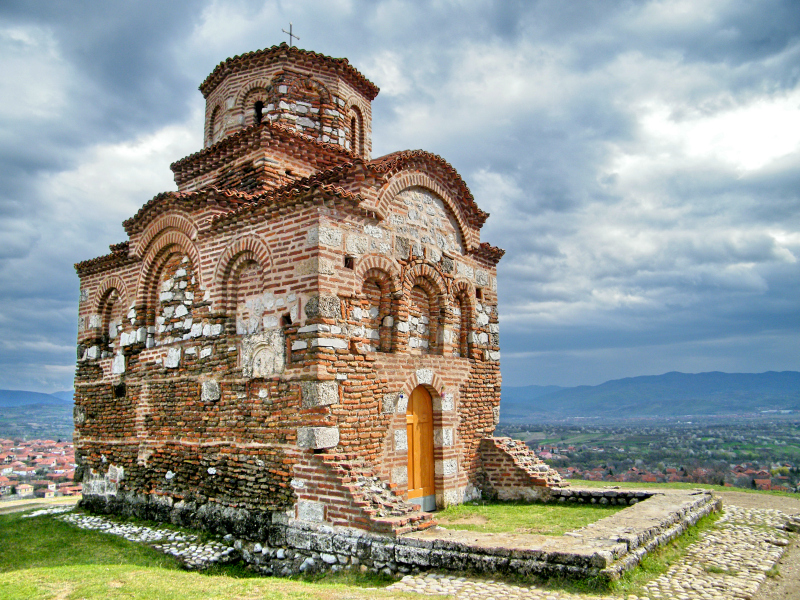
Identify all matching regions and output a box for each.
[1,0,799,392]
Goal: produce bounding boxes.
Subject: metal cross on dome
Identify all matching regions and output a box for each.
[282,23,299,46]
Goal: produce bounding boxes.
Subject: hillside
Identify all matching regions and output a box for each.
[0,389,72,407]
[0,389,74,440]
[501,371,800,422]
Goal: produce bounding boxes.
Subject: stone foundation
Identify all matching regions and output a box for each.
[81,485,720,581]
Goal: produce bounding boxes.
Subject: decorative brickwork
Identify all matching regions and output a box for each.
[74,44,556,543]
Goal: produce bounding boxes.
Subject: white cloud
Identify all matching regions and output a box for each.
[0,24,74,123]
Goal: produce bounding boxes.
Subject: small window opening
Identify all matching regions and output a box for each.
[254,101,264,125]
[113,382,126,399]
[281,314,293,326]
[476,288,483,301]
[344,256,354,270]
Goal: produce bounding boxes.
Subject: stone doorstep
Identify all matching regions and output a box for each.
[399,487,721,580]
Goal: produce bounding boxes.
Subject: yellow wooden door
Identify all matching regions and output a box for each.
[407,386,435,501]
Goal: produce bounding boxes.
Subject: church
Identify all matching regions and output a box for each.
[74,43,561,538]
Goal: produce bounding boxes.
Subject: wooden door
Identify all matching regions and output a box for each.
[407,386,435,502]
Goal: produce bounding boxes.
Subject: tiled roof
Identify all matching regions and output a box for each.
[169,120,354,188]
[199,43,380,100]
[122,188,255,236]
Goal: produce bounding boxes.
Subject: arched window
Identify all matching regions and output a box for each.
[347,106,364,156]
[361,274,393,352]
[254,100,264,125]
[100,289,125,352]
[233,259,262,334]
[453,292,471,358]
[408,282,440,355]
[154,254,201,344]
[208,106,224,144]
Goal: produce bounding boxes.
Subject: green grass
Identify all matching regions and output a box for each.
[435,500,624,535]
[0,510,419,600]
[568,478,800,498]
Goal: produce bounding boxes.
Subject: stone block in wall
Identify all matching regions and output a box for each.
[241,330,285,378]
[395,236,410,258]
[318,226,342,247]
[475,269,489,287]
[456,262,474,280]
[297,500,325,522]
[394,429,408,451]
[382,392,404,414]
[416,369,433,385]
[434,428,454,447]
[112,353,125,375]
[165,347,181,368]
[346,235,368,254]
[433,392,454,412]
[201,380,221,402]
[441,255,454,273]
[392,466,408,484]
[304,294,341,319]
[297,426,340,449]
[435,458,458,477]
[301,381,339,408]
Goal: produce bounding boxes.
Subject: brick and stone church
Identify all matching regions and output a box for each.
[74,43,560,538]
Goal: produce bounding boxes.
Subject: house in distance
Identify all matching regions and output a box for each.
[74,43,561,539]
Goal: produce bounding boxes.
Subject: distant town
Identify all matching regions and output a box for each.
[498,418,800,493]
[0,438,81,500]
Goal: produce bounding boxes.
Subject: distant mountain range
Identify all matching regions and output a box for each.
[501,371,800,423]
[0,389,73,408]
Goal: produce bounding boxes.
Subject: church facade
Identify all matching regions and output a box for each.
[74,44,560,537]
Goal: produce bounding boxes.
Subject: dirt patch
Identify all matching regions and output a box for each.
[718,491,800,515]
[720,492,800,600]
[437,514,489,526]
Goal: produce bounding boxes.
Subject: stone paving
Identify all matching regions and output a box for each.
[55,511,236,569]
[386,506,795,599]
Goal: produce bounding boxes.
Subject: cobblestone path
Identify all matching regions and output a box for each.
[386,506,795,600]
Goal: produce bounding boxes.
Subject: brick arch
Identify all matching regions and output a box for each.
[214,235,274,313]
[450,279,475,312]
[136,230,202,321]
[404,264,448,355]
[344,99,367,157]
[354,255,400,293]
[376,173,472,253]
[93,276,130,314]
[287,74,332,105]
[403,263,447,298]
[134,213,199,260]
[206,104,224,146]
[400,370,447,399]
[237,79,274,110]
[237,80,275,128]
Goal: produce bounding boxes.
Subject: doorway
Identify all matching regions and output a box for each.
[406,385,435,511]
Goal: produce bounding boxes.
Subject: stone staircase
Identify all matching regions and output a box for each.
[319,453,436,535]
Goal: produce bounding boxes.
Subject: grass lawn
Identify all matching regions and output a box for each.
[569,478,800,498]
[0,510,416,600]
[435,500,624,535]
[0,494,734,599]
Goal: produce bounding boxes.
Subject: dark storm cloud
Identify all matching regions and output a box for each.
[0,0,798,391]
